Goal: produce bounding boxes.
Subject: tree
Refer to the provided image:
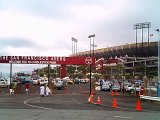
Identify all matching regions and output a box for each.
[17,72,25,76]
[103,74,111,79]
[132,65,146,78]
[104,66,111,74]
[77,73,84,79]
[93,74,100,80]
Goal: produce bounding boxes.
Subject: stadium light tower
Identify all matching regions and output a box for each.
[156,29,160,97]
[71,37,78,56]
[71,37,78,71]
[134,23,142,59]
[88,34,95,95]
[142,22,151,58]
[134,22,151,59]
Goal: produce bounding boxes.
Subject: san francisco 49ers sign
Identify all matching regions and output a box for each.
[0,56,95,65]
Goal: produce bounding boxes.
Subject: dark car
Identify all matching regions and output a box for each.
[21,78,33,85]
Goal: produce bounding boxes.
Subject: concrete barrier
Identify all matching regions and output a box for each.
[140,95,160,102]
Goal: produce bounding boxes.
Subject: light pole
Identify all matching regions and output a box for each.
[0,64,2,77]
[48,64,50,86]
[10,63,12,89]
[91,44,97,53]
[71,37,78,56]
[142,22,151,57]
[134,23,142,59]
[156,29,160,97]
[72,37,78,72]
[88,34,95,95]
[134,22,151,59]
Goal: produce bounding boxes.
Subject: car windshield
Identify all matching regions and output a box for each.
[128,85,132,87]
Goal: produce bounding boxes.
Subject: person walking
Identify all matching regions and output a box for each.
[40,84,45,97]
[25,82,30,94]
[13,82,18,94]
[37,80,40,86]
[122,83,125,95]
[45,86,50,96]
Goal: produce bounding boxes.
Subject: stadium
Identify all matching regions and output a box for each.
[76,41,158,79]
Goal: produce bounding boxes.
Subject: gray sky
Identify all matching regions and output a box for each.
[0,0,160,73]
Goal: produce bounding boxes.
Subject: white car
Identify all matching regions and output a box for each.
[130,84,141,94]
[125,84,133,92]
[125,84,141,93]
[0,77,9,88]
[101,81,111,91]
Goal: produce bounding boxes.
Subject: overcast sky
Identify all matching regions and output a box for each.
[0,0,160,73]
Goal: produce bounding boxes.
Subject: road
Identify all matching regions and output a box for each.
[0,83,160,120]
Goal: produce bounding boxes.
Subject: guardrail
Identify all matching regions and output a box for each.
[140,95,160,102]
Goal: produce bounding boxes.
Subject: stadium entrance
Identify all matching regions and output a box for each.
[0,56,95,79]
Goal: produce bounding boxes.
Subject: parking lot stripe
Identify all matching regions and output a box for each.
[114,116,134,119]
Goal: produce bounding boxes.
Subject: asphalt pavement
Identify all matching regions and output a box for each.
[0,83,160,120]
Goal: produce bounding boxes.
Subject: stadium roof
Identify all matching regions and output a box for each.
[76,42,158,59]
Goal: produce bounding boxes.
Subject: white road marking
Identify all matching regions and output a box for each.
[114,116,134,119]
[24,97,52,110]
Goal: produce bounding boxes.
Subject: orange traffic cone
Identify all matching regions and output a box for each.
[111,90,114,96]
[116,91,119,96]
[112,98,117,108]
[96,96,101,105]
[88,95,93,103]
[136,99,142,111]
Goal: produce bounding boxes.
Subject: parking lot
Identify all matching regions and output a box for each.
[0,84,160,120]
[0,83,160,120]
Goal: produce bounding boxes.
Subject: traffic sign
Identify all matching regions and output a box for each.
[85,57,92,65]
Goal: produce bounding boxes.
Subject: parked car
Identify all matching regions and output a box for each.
[67,79,74,84]
[74,78,80,84]
[124,82,132,91]
[80,79,88,84]
[11,79,21,86]
[101,81,111,91]
[54,78,66,90]
[130,84,141,94]
[0,77,9,88]
[62,77,73,84]
[125,84,133,92]
[21,78,33,85]
[111,82,121,91]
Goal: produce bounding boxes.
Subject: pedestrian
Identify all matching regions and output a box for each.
[13,82,17,94]
[10,83,14,95]
[25,82,30,94]
[37,80,40,86]
[122,84,125,95]
[100,79,103,91]
[45,86,50,96]
[40,84,45,97]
